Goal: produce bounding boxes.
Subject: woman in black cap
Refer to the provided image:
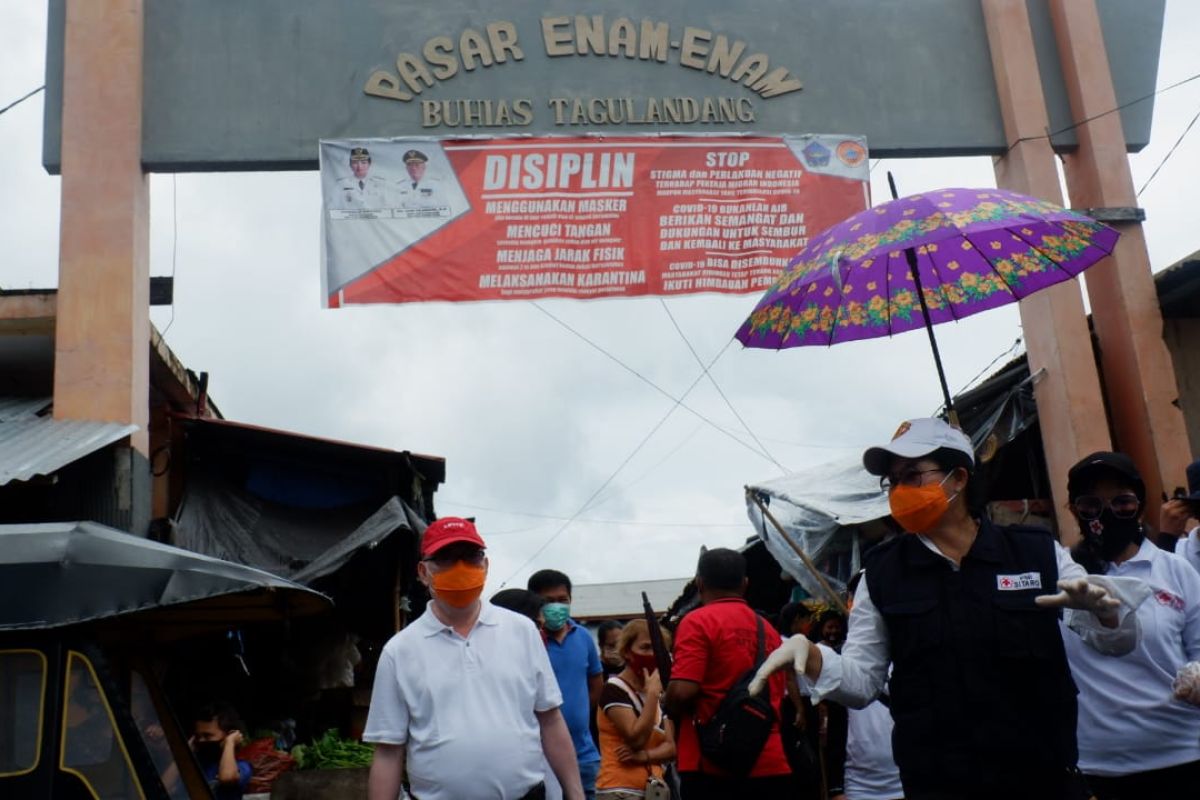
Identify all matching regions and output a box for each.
[1060,452,1200,799]
[749,417,1143,800]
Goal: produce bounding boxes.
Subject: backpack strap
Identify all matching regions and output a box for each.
[753,614,766,668]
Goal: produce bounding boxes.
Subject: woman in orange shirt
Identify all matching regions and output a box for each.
[596,620,677,799]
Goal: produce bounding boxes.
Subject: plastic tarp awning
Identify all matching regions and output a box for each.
[745,361,1043,599]
[746,457,889,598]
[172,465,421,583]
[0,521,329,631]
[292,497,426,584]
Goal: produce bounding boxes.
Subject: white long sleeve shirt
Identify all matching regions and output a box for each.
[1061,538,1200,777]
[809,536,1141,708]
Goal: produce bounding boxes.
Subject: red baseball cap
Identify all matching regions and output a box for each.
[420,517,486,557]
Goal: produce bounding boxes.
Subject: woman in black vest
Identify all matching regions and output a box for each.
[750,417,1141,800]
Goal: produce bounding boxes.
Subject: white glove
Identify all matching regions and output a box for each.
[1034,577,1120,616]
[748,635,811,696]
[1174,662,1200,706]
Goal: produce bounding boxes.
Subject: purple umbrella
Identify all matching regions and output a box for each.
[735,175,1119,420]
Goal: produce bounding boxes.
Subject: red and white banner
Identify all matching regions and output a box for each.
[320,135,869,306]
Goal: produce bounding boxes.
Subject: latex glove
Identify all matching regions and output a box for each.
[1173,662,1200,706]
[1034,577,1120,616]
[748,635,810,696]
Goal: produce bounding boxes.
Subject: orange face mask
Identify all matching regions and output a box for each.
[889,474,955,534]
[430,562,487,608]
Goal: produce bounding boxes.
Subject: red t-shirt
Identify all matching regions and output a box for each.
[670,597,790,776]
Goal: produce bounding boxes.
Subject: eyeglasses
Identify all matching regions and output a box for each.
[422,548,486,569]
[880,468,944,493]
[1073,494,1140,520]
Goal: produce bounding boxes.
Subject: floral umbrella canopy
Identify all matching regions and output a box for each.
[734,185,1119,416]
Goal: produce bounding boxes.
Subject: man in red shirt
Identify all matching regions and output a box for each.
[664,548,795,799]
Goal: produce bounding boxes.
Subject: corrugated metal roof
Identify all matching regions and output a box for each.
[569,577,692,621]
[0,396,51,422]
[0,397,138,485]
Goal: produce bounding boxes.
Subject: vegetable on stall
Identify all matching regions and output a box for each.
[291,728,375,770]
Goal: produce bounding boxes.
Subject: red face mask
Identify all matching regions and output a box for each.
[429,562,486,608]
[889,473,956,533]
[626,651,659,676]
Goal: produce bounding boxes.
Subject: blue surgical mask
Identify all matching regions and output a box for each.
[542,602,571,631]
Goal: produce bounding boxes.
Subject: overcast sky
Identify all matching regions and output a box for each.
[2,1,1198,596]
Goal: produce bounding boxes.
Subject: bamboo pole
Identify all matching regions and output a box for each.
[746,488,849,615]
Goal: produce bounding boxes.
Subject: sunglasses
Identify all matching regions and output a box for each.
[1072,493,1140,520]
[422,548,486,568]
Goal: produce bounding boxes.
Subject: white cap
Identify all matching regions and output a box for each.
[862,418,974,476]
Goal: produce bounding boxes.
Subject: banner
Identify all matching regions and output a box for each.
[321,135,869,306]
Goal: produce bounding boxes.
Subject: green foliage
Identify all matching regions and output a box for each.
[292,729,374,770]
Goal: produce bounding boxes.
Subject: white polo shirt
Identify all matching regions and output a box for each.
[1060,538,1200,776]
[364,602,563,800]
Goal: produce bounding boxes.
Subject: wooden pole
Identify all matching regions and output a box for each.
[746,488,848,615]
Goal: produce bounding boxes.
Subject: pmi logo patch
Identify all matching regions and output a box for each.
[996,572,1042,591]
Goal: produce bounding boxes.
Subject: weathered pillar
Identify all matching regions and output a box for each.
[981,0,1112,540]
[1049,0,1190,528]
[53,0,151,533]
[54,0,149,453]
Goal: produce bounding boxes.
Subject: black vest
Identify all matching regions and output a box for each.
[865,520,1078,793]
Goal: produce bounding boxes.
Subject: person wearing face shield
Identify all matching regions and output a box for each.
[364,518,585,800]
[747,418,1143,800]
[1059,452,1200,798]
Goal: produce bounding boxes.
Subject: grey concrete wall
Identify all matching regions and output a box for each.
[41,0,1164,173]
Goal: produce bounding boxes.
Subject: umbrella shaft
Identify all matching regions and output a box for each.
[905,247,956,420]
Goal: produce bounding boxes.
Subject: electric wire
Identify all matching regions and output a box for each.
[748,434,865,450]
[580,422,705,513]
[931,337,1024,418]
[1137,103,1200,197]
[0,85,43,117]
[531,302,775,464]
[1002,70,1200,156]
[441,499,748,529]
[956,337,1024,396]
[659,298,787,473]
[498,339,736,586]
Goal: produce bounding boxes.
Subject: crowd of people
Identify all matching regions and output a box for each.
[364,418,1200,800]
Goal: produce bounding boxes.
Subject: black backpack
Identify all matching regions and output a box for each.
[695,614,777,776]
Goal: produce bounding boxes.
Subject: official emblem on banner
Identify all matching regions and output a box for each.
[320,134,869,306]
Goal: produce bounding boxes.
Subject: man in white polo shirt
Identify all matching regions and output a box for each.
[365,517,585,800]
